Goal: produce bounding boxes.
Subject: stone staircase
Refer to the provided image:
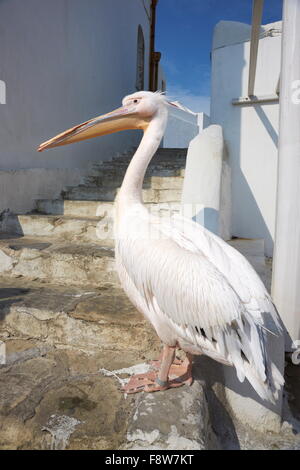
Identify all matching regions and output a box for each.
[1,147,300,450]
[0,147,188,449]
[0,148,186,285]
[0,148,185,244]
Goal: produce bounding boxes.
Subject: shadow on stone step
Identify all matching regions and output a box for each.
[284,359,300,424]
[0,210,24,237]
[194,353,300,448]
[0,287,31,321]
[193,356,241,449]
[0,233,23,240]
[36,199,65,216]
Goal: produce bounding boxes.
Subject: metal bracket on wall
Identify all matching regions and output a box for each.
[232,94,279,105]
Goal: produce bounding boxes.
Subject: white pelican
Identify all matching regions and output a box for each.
[38,91,284,402]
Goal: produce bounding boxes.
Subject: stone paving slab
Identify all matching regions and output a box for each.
[124,380,219,450]
[0,343,139,449]
[0,335,220,450]
[0,326,300,449]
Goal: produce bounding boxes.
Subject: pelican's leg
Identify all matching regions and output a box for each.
[121,345,175,394]
[149,349,192,377]
[176,353,194,384]
[155,344,177,386]
[145,347,193,392]
[148,347,183,370]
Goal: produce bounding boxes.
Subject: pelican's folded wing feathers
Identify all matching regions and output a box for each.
[117,212,283,402]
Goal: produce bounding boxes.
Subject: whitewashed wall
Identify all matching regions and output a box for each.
[181,124,224,236]
[211,21,282,256]
[0,0,152,212]
[0,169,88,215]
[0,0,151,171]
[163,107,203,148]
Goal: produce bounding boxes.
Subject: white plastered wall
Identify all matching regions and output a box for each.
[0,0,151,212]
[211,21,282,256]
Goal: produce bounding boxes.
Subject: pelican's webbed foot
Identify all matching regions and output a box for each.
[122,348,194,394]
[121,370,192,394]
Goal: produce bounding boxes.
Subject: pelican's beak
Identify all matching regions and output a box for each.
[37,104,150,152]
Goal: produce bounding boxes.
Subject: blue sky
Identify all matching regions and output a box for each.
[156,0,283,114]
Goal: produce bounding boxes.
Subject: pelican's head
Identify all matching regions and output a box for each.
[122,90,168,118]
[37,91,169,152]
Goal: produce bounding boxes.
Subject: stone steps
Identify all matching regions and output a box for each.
[1,143,291,450]
[63,185,182,203]
[35,199,181,218]
[0,276,158,354]
[0,235,269,290]
[0,213,113,245]
[84,174,184,190]
[0,147,187,245]
[90,165,185,178]
[0,236,117,286]
[0,147,189,449]
[0,275,161,450]
[111,147,187,163]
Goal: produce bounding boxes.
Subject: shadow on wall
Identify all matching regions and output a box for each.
[254,103,278,147]
[211,31,279,257]
[234,170,274,253]
[192,207,219,235]
[209,32,286,432]
[194,333,298,450]
[230,98,278,255]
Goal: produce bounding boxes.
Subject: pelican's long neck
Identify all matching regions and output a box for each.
[118,107,168,206]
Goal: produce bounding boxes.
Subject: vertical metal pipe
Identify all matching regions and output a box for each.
[248,0,264,96]
[272,0,300,347]
[149,0,158,91]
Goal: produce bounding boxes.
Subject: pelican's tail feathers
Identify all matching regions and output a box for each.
[229,315,284,404]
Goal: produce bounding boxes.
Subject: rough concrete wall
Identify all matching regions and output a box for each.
[0,169,88,214]
[0,0,150,171]
[211,21,282,256]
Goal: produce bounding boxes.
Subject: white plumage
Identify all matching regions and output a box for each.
[38,90,284,402]
[114,92,283,402]
[115,198,283,402]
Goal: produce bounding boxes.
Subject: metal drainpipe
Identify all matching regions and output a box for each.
[149,0,159,91]
[271,0,300,348]
[154,51,161,91]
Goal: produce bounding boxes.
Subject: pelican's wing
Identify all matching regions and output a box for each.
[117,212,283,402]
[167,213,282,332]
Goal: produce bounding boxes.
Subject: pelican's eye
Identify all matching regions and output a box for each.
[133,99,138,103]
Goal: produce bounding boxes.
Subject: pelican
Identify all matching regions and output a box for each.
[38,91,284,402]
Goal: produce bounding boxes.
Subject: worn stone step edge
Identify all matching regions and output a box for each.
[0,237,118,286]
[83,175,184,190]
[93,162,186,173]
[63,187,182,203]
[0,214,114,245]
[35,200,182,217]
[89,167,185,178]
[0,278,156,354]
